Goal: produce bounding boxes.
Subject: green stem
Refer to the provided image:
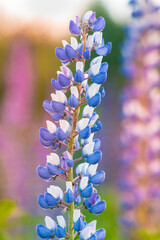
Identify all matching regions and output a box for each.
[67,84,81,240]
[67,27,86,240]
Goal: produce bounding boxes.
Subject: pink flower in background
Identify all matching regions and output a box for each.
[119,0,160,235]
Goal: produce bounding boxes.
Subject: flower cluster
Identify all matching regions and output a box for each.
[36,11,112,240]
[119,0,160,233]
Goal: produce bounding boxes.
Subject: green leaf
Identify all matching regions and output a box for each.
[0,199,16,227]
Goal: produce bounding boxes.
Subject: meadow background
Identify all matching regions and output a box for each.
[0,0,158,239]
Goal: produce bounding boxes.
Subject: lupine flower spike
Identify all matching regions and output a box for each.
[119,0,160,237]
[37,10,112,240]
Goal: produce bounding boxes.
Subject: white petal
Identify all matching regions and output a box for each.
[86,164,98,176]
[45,216,56,230]
[76,62,84,72]
[60,66,72,79]
[81,133,94,145]
[71,37,78,50]
[47,185,63,200]
[80,226,92,239]
[82,163,89,176]
[57,215,66,229]
[88,63,101,77]
[47,153,60,166]
[93,32,102,46]
[90,56,103,67]
[82,11,93,23]
[77,118,89,131]
[62,40,68,47]
[82,142,94,156]
[83,105,94,118]
[87,84,101,98]
[80,176,88,190]
[86,35,93,49]
[87,220,97,233]
[70,86,79,98]
[59,119,70,133]
[56,90,67,104]
[46,120,57,134]
[51,93,58,102]
[76,163,86,176]
[89,113,99,127]
[66,181,73,191]
[73,209,81,222]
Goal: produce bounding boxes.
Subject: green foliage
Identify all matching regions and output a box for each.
[0,199,42,240]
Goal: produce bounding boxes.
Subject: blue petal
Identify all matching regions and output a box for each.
[65,158,74,167]
[91,120,102,133]
[79,126,91,139]
[87,93,101,107]
[51,101,65,114]
[43,100,53,113]
[51,113,63,121]
[85,192,97,208]
[55,128,67,141]
[47,163,59,176]
[36,224,53,238]
[65,189,75,203]
[100,62,108,72]
[93,139,101,151]
[83,50,91,60]
[58,74,70,87]
[37,166,51,179]
[65,44,76,59]
[51,78,63,90]
[52,142,59,150]
[44,192,58,207]
[69,20,81,35]
[38,194,50,209]
[88,234,96,240]
[100,87,105,98]
[95,229,106,240]
[92,72,107,84]
[75,194,81,205]
[86,150,102,164]
[74,70,85,83]
[40,136,53,147]
[55,47,68,61]
[77,44,83,57]
[68,94,79,108]
[92,17,105,31]
[40,128,55,141]
[89,12,96,25]
[80,183,93,198]
[89,171,105,185]
[74,217,84,232]
[96,42,112,56]
[55,225,66,238]
[89,200,106,214]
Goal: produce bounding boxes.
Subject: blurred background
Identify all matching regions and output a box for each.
[0,0,159,240]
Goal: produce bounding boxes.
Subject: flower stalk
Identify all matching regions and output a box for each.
[36,10,112,240]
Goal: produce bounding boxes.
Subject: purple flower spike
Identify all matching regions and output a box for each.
[119,0,160,234]
[37,10,112,240]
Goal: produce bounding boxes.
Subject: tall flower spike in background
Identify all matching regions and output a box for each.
[36,11,112,240]
[119,0,160,238]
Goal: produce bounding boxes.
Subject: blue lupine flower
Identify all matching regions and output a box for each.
[55,216,66,238]
[79,220,106,240]
[37,10,111,240]
[65,181,75,203]
[84,192,106,215]
[73,210,85,232]
[36,216,56,239]
[79,176,93,198]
